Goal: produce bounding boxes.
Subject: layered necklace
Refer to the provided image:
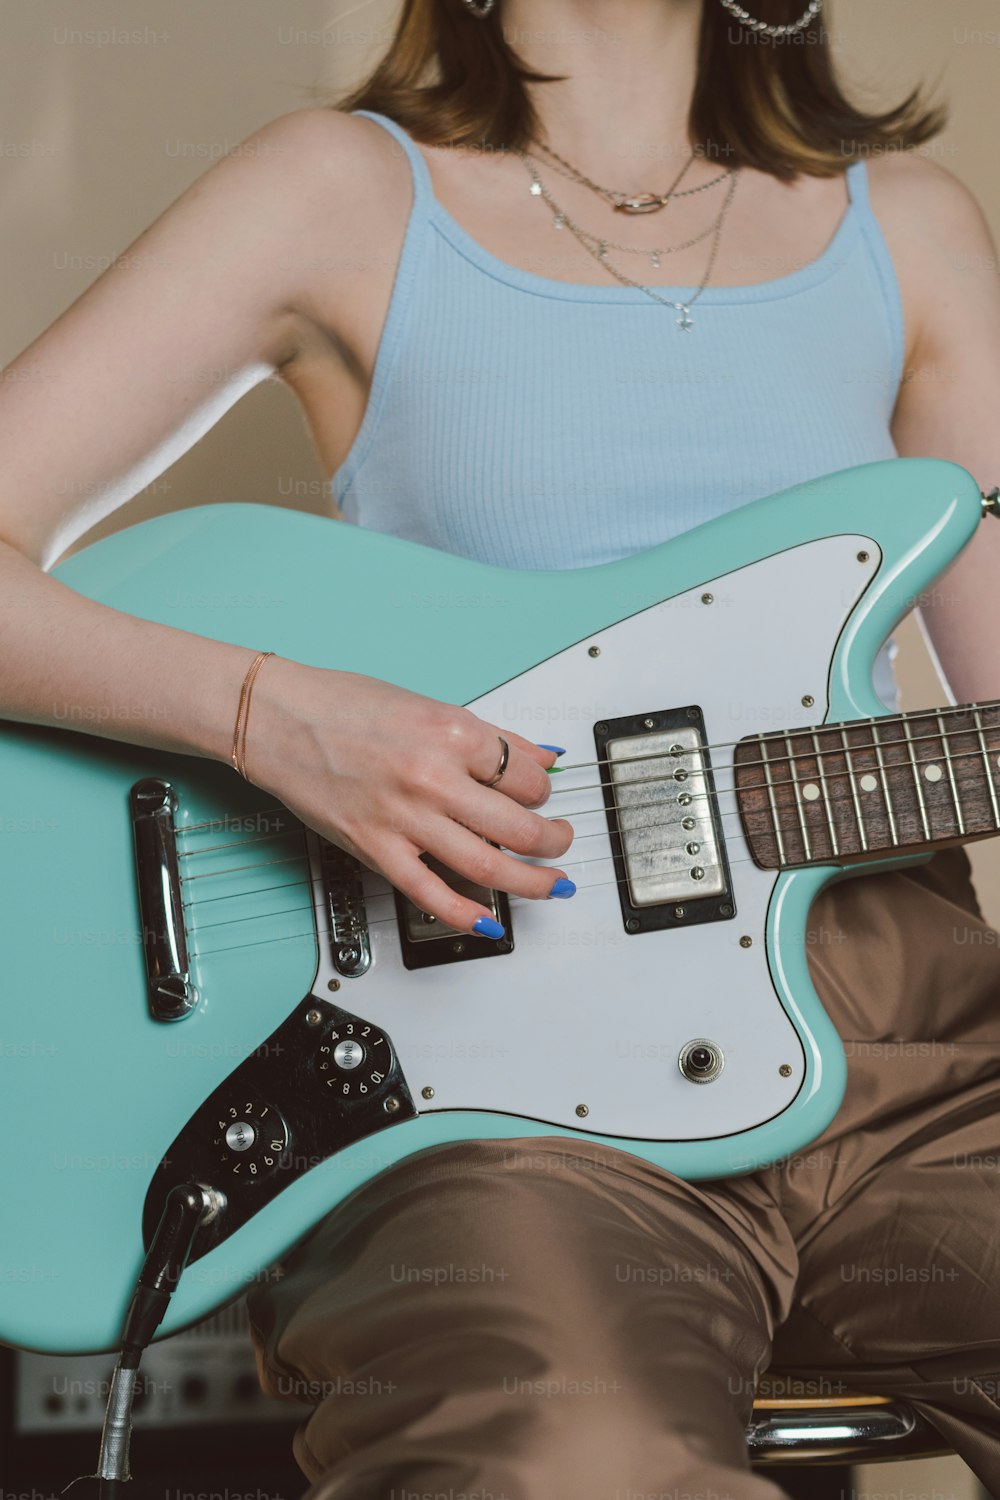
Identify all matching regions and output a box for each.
[505,138,741,331]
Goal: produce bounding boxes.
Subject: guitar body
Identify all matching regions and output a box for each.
[0,455,983,1353]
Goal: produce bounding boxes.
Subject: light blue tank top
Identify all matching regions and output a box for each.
[334,108,906,709]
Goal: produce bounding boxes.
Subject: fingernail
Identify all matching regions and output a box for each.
[536,744,566,756]
[548,878,576,899]
[473,915,506,939]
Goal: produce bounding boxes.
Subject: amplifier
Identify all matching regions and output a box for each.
[13,1296,311,1434]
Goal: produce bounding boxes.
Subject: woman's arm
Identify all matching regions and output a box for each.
[0,108,363,759]
[0,107,573,929]
[876,153,1000,706]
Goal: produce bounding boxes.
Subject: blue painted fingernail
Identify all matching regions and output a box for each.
[473,915,506,939]
[548,878,576,899]
[537,744,566,756]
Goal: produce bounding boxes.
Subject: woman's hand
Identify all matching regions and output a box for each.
[247,659,575,938]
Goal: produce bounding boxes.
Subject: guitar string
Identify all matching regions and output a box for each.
[180,760,994,941]
[176,740,999,889]
[174,712,1000,853]
[174,700,1000,838]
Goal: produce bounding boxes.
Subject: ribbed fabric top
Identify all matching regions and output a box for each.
[333,108,906,708]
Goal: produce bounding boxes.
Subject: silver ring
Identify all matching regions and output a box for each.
[482,735,510,788]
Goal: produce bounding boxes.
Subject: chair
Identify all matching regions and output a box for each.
[747,1373,950,1466]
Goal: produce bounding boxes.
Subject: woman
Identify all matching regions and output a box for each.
[4,1,1000,1495]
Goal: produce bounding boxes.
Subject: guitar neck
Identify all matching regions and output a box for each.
[734,701,1000,869]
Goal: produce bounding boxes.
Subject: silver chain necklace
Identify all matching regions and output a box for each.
[513,150,741,330]
[532,138,735,214]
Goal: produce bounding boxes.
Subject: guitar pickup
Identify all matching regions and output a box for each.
[393,849,512,969]
[595,707,736,934]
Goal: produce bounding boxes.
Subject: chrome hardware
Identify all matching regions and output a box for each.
[333,1039,364,1070]
[678,1038,725,1084]
[129,778,198,1022]
[982,485,1000,518]
[224,1121,256,1153]
[607,726,724,905]
[320,839,372,977]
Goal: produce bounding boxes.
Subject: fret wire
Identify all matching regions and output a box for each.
[811,728,840,859]
[973,704,1000,827]
[868,715,899,847]
[839,725,867,854]
[783,731,812,863]
[937,711,966,837]
[899,710,932,842]
[759,737,786,865]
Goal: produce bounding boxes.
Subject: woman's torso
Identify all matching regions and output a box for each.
[279,108,913,705]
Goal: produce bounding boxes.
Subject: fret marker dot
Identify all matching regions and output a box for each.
[859,774,878,792]
[924,763,943,783]
[801,783,821,801]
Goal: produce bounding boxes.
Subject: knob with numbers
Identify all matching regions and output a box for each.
[315,1019,392,1101]
[211,1097,289,1179]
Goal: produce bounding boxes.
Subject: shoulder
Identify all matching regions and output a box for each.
[863,150,993,248]
[221,107,406,199]
[857,151,998,361]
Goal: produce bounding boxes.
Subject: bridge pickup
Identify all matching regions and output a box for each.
[393,849,512,970]
[130,778,199,1021]
[595,707,736,934]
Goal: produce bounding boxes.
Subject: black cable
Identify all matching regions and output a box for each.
[61,1181,224,1498]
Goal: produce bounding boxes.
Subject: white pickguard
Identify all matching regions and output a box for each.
[308,535,880,1143]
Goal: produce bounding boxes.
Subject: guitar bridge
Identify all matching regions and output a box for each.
[595,707,736,934]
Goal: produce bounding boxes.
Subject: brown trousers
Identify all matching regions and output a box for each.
[247,845,1000,1499]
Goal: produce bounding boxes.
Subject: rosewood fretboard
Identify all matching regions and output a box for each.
[733,702,1000,869]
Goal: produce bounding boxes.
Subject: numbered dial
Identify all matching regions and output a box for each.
[212,1097,289,1180]
[316,1020,392,1101]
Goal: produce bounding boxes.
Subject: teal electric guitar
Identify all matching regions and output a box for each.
[3,455,1000,1356]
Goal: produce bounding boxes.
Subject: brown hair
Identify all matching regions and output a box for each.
[336,0,945,180]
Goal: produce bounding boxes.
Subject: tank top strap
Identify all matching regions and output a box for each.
[844,156,906,394]
[351,109,436,211]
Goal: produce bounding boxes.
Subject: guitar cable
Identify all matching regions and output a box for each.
[62,1180,225,1499]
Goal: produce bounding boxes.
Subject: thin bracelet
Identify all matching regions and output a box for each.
[231,650,275,780]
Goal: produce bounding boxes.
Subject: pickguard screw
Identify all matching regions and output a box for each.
[779,1064,793,1078]
[421,1086,435,1100]
[739,935,753,948]
[857,550,869,563]
[701,592,714,604]
[305,1008,323,1026]
[575,1104,589,1118]
[801,694,815,708]
[326,980,340,993]
[384,1097,401,1113]
[588,645,601,657]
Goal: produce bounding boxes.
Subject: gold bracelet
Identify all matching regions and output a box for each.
[231,651,275,780]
